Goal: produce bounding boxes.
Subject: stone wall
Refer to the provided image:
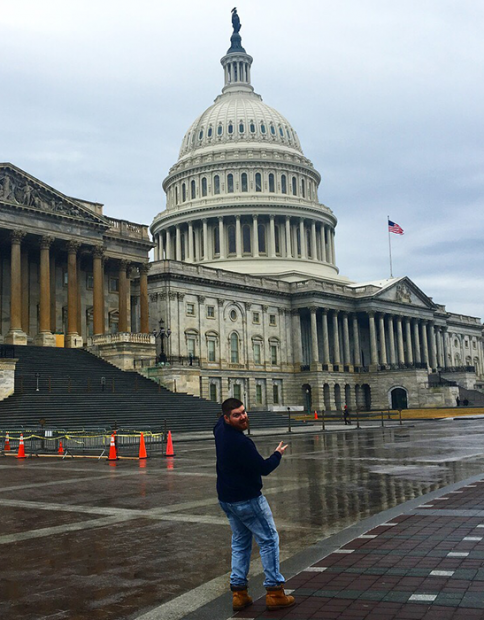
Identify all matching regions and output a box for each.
[0,358,17,401]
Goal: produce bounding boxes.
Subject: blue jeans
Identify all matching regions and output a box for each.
[219,495,285,588]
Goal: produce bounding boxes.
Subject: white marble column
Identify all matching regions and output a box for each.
[253,215,259,258]
[175,225,182,261]
[299,219,307,259]
[442,328,448,368]
[405,318,414,364]
[421,321,430,367]
[187,222,194,263]
[387,315,396,364]
[429,322,438,370]
[368,311,378,367]
[396,317,405,364]
[342,312,351,366]
[285,216,292,258]
[269,215,276,258]
[352,314,361,366]
[322,309,330,365]
[332,310,341,365]
[378,313,387,365]
[165,230,172,259]
[202,219,208,260]
[158,233,164,261]
[218,217,225,259]
[331,230,336,264]
[235,215,242,258]
[311,221,317,261]
[436,327,443,368]
[310,306,319,365]
[194,226,201,262]
[413,319,421,364]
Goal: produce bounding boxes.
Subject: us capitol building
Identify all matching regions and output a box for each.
[1,11,483,412]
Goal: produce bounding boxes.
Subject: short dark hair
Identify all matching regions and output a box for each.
[222,398,243,417]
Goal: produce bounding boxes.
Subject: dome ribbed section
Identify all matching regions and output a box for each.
[178,92,303,160]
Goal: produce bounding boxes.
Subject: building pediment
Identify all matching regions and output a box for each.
[372,277,436,310]
[0,163,109,228]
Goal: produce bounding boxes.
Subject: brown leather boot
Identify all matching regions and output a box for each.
[265,585,295,610]
[231,586,253,611]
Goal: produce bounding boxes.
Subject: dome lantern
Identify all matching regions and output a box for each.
[221,9,254,95]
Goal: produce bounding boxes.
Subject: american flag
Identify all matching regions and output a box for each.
[388,220,404,235]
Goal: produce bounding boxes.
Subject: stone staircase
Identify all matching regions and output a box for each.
[0,346,304,433]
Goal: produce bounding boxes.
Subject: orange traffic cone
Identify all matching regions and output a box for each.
[108,433,118,461]
[165,430,175,457]
[16,433,26,459]
[4,432,10,451]
[314,410,318,420]
[58,441,64,455]
[139,433,147,460]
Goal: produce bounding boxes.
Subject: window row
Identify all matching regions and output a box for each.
[185,333,280,365]
[172,172,314,204]
[186,302,278,326]
[184,120,297,147]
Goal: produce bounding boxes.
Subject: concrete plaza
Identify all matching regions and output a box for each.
[2,419,484,619]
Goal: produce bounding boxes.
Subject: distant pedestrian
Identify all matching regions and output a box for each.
[343,404,351,425]
[456,396,461,407]
[463,398,469,406]
[214,398,295,613]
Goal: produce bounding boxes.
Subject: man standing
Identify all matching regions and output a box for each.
[214,398,295,612]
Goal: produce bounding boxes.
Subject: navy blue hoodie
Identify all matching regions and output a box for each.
[213,416,282,502]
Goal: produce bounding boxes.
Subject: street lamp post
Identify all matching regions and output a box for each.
[153,318,171,364]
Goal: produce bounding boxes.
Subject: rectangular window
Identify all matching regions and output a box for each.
[256,384,263,404]
[253,342,261,364]
[187,338,195,356]
[271,345,278,365]
[209,383,217,401]
[253,311,260,324]
[109,278,119,293]
[273,383,279,404]
[233,383,241,400]
[206,305,215,318]
[269,314,277,326]
[207,340,216,362]
[86,273,94,290]
[186,303,195,316]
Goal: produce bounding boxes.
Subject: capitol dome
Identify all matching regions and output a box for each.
[151,15,343,283]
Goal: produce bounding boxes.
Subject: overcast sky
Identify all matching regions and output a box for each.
[1,1,483,319]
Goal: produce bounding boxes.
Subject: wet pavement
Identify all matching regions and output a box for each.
[2,419,484,620]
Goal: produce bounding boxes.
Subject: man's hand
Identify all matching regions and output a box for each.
[275,441,289,455]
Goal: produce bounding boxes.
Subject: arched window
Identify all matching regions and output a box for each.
[296,227,301,256]
[228,123,234,135]
[228,225,236,254]
[242,224,251,253]
[181,232,186,260]
[182,183,186,202]
[214,175,220,195]
[239,122,244,133]
[249,122,256,133]
[230,333,239,364]
[281,174,287,194]
[213,227,220,255]
[175,186,179,205]
[255,173,262,192]
[279,126,284,137]
[241,173,248,192]
[301,179,306,198]
[274,226,280,255]
[207,126,213,138]
[227,173,234,193]
[292,177,297,196]
[201,177,207,197]
[199,129,203,140]
[306,229,311,258]
[270,124,276,135]
[269,173,275,193]
[260,123,266,134]
[191,180,196,200]
[217,124,223,136]
[258,224,266,254]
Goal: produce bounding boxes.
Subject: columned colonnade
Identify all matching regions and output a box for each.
[3,230,150,345]
[297,307,448,371]
[153,214,336,265]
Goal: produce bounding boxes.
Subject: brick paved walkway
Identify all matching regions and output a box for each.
[232,479,484,619]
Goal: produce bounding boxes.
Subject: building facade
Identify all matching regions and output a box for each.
[147,15,484,411]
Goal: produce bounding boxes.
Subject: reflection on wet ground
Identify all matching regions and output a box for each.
[2,420,484,619]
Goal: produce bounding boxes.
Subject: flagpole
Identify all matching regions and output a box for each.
[387,216,393,278]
